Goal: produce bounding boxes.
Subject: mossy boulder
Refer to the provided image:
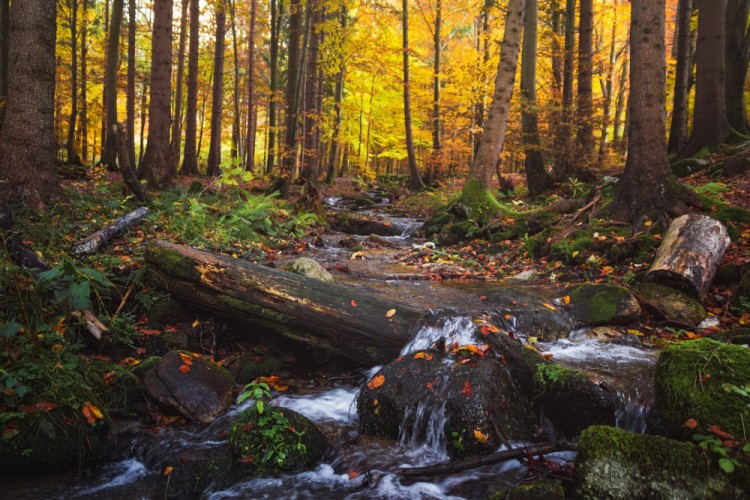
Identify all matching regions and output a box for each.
[708,328,750,346]
[670,158,709,177]
[228,406,328,471]
[574,426,750,499]
[0,408,108,475]
[631,283,706,326]
[655,338,750,439]
[565,284,641,327]
[483,287,573,341]
[229,352,284,384]
[438,220,479,245]
[283,257,333,283]
[490,479,565,500]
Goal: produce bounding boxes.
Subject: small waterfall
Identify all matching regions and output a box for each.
[614,390,652,434]
[398,400,450,459]
[400,314,479,356]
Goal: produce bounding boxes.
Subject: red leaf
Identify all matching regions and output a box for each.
[351,300,358,308]
[684,418,698,430]
[179,364,191,373]
[463,380,473,397]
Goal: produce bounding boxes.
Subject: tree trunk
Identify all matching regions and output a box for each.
[140,0,174,188]
[206,1,227,177]
[668,0,693,155]
[521,0,551,197]
[145,240,425,366]
[575,0,594,166]
[102,0,124,168]
[170,0,188,171]
[645,215,730,299]
[0,0,9,131]
[402,0,424,190]
[244,0,258,172]
[598,2,620,162]
[612,47,629,150]
[432,0,442,153]
[113,123,151,204]
[608,0,684,225]
[127,0,137,170]
[229,0,242,162]
[725,0,749,134]
[326,4,347,184]
[66,0,81,165]
[301,3,322,183]
[180,0,200,175]
[463,0,525,204]
[265,0,280,175]
[682,0,731,157]
[0,0,64,209]
[553,0,576,180]
[80,0,89,161]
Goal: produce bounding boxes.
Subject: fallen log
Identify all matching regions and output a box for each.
[1,204,50,272]
[645,214,730,299]
[73,207,150,255]
[145,241,425,365]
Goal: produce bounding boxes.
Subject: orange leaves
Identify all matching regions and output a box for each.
[179,352,194,365]
[562,295,571,305]
[385,309,397,319]
[20,401,57,414]
[162,466,174,476]
[81,402,104,425]
[479,324,500,336]
[542,302,557,311]
[351,299,358,308]
[179,364,191,373]
[413,351,433,361]
[463,380,472,397]
[473,429,488,444]
[451,344,490,359]
[367,374,385,390]
[684,418,698,430]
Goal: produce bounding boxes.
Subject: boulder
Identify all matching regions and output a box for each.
[490,479,565,500]
[564,283,641,327]
[631,282,706,326]
[574,426,750,499]
[228,406,328,471]
[483,287,572,341]
[722,156,750,178]
[284,257,334,283]
[144,351,236,424]
[567,326,642,346]
[655,338,750,439]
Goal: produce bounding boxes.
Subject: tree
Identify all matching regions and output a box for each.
[682,0,731,157]
[667,0,693,155]
[553,0,576,180]
[265,0,281,175]
[244,0,258,172]
[206,0,227,177]
[0,0,8,130]
[127,0,137,169]
[0,0,64,209]
[402,0,424,190]
[575,0,594,165]
[170,0,189,171]
[65,0,82,165]
[520,0,552,197]
[608,0,687,225]
[140,0,174,188]
[180,0,200,175]
[725,0,749,134]
[101,0,124,168]
[459,0,525,219]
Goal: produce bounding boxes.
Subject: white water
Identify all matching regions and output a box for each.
[400,315,479,356]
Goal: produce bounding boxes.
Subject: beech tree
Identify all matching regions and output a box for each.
[170,0,189,171]
[140,0,174,188]
[668,0,693,155]
[206,0,227,177]
[402,0,424,190]
[101,0,124,168]
[180,0,200,175]
[575,0,594,164]
[0,0,64,208]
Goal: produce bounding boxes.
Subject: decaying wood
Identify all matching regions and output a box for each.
[645,214,730,299]
[394,442,571,477]
[73,206,150,255]
[114,123,152,204]
[0,204,50,272]
[145,240,426,366]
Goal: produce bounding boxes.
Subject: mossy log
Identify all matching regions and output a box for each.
[145,241,424,366]
[645,214,730,299]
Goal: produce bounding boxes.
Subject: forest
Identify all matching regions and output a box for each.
[0,0,749,498]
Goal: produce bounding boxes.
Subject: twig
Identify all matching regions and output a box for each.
[114,284,134,317]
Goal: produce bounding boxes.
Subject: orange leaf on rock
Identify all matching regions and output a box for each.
[463,380,472,397]
[708,425,735,441]
[684,418,699,430]
[179,364,191,374]
[562,295,571,305]
[385,309,396,318]
[413,352,433,361]
[542,302,557,311]
[367,374,385,390]
[351,300,358,308]
[473,429,488,444]
[163,466,174,476]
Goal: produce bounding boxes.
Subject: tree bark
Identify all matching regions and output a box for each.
[127,0,137,170]
[432,0,442,153]
[682,0,731,157]
[668,0,694,155]
[244,0,258,172]
[74,204,150,255]
[80,0,89,161]
[402,0,424,190]
[170,0,189,172]
[575,0,594,165]
[229,0,242,162]
[66,0,81,165]
[0,0,8,131]
[101,0,124,169]
[0,0,64,209]
[141,0,174,188]
[206,1,227,177]
[326,3,347,184]
[180,0,200,175]
[725,0,750,134]
[521,0,551,197]
[265,0,281,175]
[113,123,151,204]
[145,240,425,366]
[553,0,576,180]
[645,215,730,299]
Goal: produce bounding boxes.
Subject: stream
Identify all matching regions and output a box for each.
[2,195,661,499]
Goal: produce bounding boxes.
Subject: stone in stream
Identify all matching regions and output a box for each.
[143,351,236,424]
[631,282,706,326]
[563,283,641,327]
[574,426,750,498]
[283,257,334,282]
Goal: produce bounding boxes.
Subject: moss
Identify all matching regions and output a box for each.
[234,353,284,384]
[521,232,548,258]
[575,426,750,499]
[146,246,201,282]
[438,220,479,245]
[566,284,641,327]
[490,479,565,500]
[631,283,706,326]
[655,338,750,439]
[131,355,162,380]
[457,179,504,224]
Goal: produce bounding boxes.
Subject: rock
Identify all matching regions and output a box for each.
[507,269,538,281]
[722,156,750,177]
[708,327,750,346]
[144,351,236,424]
[484,287,573,341]
[567,326,642,347]
[226,351,284,384]
[655,338,750,439]
[490,479,565,500]
[670,158,709,177]
[574,426,750,499]
[631,282,706,326]
[564,283,641,327]
[147,297,193,327]
[331,213,402,236]
[229,406,328,471]
[284,257,334,283]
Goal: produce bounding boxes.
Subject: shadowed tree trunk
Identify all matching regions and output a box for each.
[244,0,258,172]
[80,0,89,161]
[0,0,65,209]
[460,0,525,218]
[608,0,687,225]
[326,2,347,184]
[140,0,174,188]
[170,0,189,172]
[206,1,227,177]
[553,0,576,180]
[102,0,124,168]
[229,0,242,161]
[725,0,750,134]
[402,0,424,190]
[612,45,628,150]
[265,0,281,175]
[66,0,82,165]
[127,0,137,169]
[682,0,731,157]
[0,0,9,131]
[668,0,693,155]
[277,0,303,197]
[180,0,199,175]
[521,0,551,197]
[575,0,594,167]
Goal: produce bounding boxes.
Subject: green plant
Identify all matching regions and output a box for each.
[567,177,589,199]
[37,256,112,312]
[451,429,467,451]
[534,363,572,388]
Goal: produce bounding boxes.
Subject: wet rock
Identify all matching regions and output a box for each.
[284,257,334,283]
[567,326,642,346]
[722,156,750,177]
[574,426,750,499]
[507,269,538,282]
[708,327,750,345]
[655,338,750,439]
[670,158,709,177]
[484,287,573,341]
[357,351,538,459]
[330,213,402,236]
[490,479,565,499]
[631,282,705,326]
[564,283,641,327]
[229,406,328,471]
[144,351,236,424]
